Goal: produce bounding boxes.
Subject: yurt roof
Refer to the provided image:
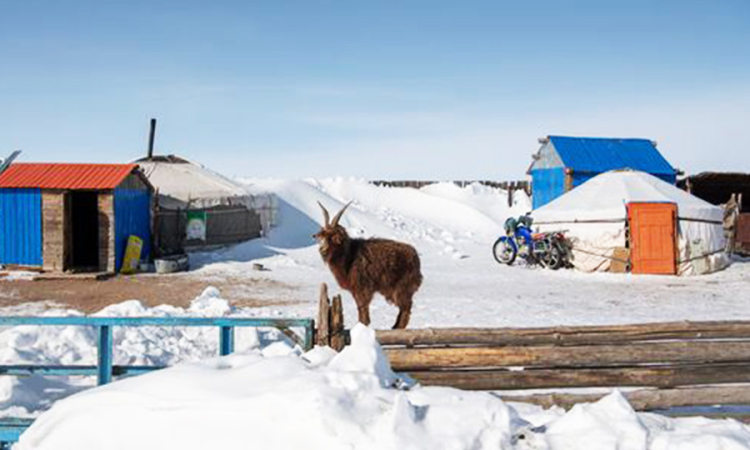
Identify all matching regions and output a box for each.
[532,170,723,223]
[137,157,251,210]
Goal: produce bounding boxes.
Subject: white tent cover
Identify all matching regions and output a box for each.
[138,161,256,210]
[138,160,277,232]
[532,171,730,275]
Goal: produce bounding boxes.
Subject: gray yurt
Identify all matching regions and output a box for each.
[136,155,276,256]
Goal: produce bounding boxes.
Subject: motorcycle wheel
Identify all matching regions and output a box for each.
[492,237,517,265]
[545,242,563,270]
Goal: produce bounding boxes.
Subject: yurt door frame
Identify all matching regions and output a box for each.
[627,202,678,275]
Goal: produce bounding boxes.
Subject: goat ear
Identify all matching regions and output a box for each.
[332,233,343,245]
[317,201,330,226]
[331,201,352,227]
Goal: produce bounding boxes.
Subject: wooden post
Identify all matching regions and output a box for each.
[330,294,345,351]
[316,283,330,347]
[508,185,514,207]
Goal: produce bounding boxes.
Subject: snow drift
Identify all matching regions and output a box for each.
[17,324,750,450]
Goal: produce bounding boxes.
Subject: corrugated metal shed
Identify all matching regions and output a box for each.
[529,136,677,209]
[0,163,152,272]
[0,164,138,190]
[549,136,675,176]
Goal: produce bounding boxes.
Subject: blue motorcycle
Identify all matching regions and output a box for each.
[492,215,569,270]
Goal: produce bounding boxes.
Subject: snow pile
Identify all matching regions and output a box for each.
[0,288,292,418]
[196,177,528,267]
[17,324,750,450]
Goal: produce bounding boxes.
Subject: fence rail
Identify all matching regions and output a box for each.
[0,315,315,446]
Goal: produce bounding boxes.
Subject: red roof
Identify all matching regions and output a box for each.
[0,163,139,190]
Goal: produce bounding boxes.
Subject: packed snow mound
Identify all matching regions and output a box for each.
[17,325,750,450]
[192,178,529,268]
[17,324,519,450]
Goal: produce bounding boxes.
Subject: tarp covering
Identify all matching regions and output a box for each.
[532,171,729,275]
[138,161,254,210]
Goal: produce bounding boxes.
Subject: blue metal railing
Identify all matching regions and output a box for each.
[0,316,315,446]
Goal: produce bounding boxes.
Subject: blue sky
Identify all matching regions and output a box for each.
[1,0,748,179]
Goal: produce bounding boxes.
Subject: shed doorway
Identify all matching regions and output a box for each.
[628,202,677,275]
[67,191,99,271]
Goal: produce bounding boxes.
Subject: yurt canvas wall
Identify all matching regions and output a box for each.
[137,156,276,256]
[531,171,729,276]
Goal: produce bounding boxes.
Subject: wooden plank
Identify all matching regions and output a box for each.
[657,410,750,423]
[500,385,750,411]
[376,321,750,347]
[406,362,750,390]
[330,294,345,351]
[386,340,750,370]
[316,283,330,347]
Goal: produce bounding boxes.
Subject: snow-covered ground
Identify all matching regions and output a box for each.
[4,178,750,448]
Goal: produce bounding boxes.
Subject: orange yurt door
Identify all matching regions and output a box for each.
[627,202,678,275]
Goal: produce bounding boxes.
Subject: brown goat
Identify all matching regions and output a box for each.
[313,202,422,329]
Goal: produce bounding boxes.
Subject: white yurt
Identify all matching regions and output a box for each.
[136,155,277,255]
[531,170,730,275]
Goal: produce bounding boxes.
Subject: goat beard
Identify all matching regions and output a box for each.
[318,241,330,258]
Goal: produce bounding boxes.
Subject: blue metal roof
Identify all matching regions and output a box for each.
[549,136,675,176]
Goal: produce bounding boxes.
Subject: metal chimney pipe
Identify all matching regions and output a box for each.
[147,118,157,159]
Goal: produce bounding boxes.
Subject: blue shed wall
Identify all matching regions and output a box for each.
[531,168,566,209]
[0,188,43,266]
[114,188,151,272]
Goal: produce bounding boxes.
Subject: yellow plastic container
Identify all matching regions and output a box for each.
[120,235,143,274]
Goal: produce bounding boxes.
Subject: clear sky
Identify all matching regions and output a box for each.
[1,0,748,180]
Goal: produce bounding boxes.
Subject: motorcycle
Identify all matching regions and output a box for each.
[492,215,571,270]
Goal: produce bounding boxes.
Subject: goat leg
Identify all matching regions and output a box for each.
[392,307,411,329]
[357,305,371,325]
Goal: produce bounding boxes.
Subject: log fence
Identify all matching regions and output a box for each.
[315,283,750,417]
[369,180,531,207]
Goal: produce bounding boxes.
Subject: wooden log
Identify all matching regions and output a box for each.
[406,362,750,390]
[500,385,750,411]
[330,294,345,351]
[376,321,750,347]
[385,340,750,370]
[316,283,330,347]
[658,411,750,423]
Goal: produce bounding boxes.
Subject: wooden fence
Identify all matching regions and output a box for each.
[316,283,750,417]
[369,180,531,207]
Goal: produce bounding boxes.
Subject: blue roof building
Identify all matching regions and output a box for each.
[528,135,677,209]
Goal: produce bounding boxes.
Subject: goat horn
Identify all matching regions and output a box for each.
[331,201,352,227]
[317,201,330,226]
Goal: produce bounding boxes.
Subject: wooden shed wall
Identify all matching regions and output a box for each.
[41,190,116,272]
[42,191,65,271]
